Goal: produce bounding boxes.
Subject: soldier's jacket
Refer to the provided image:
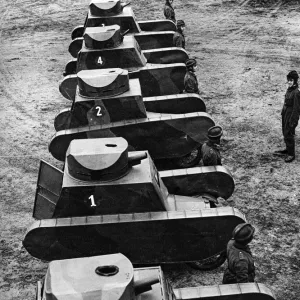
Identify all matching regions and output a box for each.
[164,4,176,23]
[184,70,199,94]
[222,240,255,284]
[201,141,221,166]
[173,31,185,49]
[281,85,300,128]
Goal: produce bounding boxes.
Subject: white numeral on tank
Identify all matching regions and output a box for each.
[97,56,103,65]
[89,195,96,207]
[95,106,102,116]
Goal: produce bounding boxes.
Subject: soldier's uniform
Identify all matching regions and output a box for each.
[173,31,185,48]
[281,84,300,157]
[164,3,176,23]
[184,71,199,94]
[201,141,222,166]
[222,239,255,284]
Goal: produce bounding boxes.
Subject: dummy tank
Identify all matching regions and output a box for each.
[64,23,187,93]
[24,137,242,265]
[56,68,206,130]
[69,23,187,61]
[70,0,177,46]
[35,253,276,300]
[53,69,213,167]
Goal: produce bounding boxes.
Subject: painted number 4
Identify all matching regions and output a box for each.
[97,56,103,65]
[95,106,102,116]
[89,195,96,207]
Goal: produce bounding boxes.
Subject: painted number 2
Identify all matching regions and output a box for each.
[95,106,102,116]
[89,195,96,207]
[97,56,103,65]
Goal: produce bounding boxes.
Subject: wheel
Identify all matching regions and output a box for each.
[173,147,201,168]
[187,250,226,271]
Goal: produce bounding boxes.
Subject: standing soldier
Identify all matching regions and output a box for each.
[184,58,200,94]
[164,0,176,24]
[274,70,300,163]
[222,223,256,284]
[201,126,222,166]
[173,20,185,49]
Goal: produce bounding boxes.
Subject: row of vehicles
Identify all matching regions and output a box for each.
[22,1,276,299]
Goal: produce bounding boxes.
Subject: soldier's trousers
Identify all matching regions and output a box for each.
[282,114,298,156]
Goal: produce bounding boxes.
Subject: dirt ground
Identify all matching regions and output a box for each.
[1,0,300,299]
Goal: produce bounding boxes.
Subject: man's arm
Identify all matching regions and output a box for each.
[173,35,183,48]
[289,90,300,126]
[184,77,198,93]
[164,7,174,21]
[235,253,250,283]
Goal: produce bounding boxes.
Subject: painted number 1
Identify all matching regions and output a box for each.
[95,106,102,116]
[89,195,96,207]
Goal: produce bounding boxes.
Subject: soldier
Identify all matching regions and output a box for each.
[173,20,185,49]
[222,223,256,284]
[164,0,176,24]
[274,70,300,163]
[184,58,200,94]
[201,126,222,166]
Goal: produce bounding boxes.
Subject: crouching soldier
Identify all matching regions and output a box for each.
[184,58,200,94]
[201,126,222,166]
[173,20,185,48]
[222,223,256,284]
[164,0,176,23]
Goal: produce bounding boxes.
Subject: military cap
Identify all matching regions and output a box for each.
[185,58,197,68]
[232,223,255,243]
[287,70,299,82]
[177,20,185,27]
[207,126,223,140]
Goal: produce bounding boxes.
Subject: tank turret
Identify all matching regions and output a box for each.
[84,25,124,49]
[77,25,145,71]
[36,254,276,300]
[90,0,127,17]
[77,68,130,97]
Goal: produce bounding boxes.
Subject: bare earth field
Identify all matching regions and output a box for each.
[1,0,300,299]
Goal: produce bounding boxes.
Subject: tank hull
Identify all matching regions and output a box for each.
[60,64,186,100]
[76,48,188,71]
[23,208,245,262]
[33,161,235,220]
[69,32,175,58]
[53,93,206,132]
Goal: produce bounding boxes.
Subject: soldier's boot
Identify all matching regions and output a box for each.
[284,155,295,163]
[273,149,288,156]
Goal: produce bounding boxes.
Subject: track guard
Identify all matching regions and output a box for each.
[173,283,276,300]
[138,20,176,32]
[23,208,246,262]
[160,166,235,200]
